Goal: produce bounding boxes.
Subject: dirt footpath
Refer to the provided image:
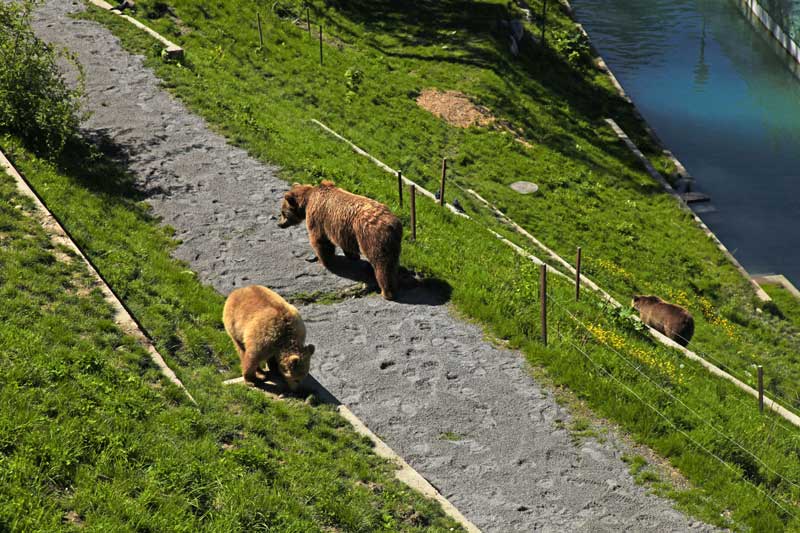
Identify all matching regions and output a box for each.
[32,2,716,531]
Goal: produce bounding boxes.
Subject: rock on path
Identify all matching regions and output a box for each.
[32,2,716,531]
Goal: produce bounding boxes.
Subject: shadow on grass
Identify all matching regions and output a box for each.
[329,0,662,179]
[232,370,342,405]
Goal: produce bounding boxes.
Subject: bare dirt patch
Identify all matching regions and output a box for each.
[416,89,495,129]
[416,88,533,148]
[63,510,84,527]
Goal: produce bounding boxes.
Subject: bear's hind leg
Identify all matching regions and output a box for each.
[374,262,398,300]
[343,245,360,261]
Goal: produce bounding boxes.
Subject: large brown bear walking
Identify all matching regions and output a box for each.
[223,285,315,390]
[632,295,695,347]
[278,181,403,300]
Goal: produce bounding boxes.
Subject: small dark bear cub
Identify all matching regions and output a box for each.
[632,295,695,347]
[278,180,403,300]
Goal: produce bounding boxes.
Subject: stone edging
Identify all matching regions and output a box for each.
[0,147,196,404]
[753,274,800,300]
[734,0,800,69]
[223,376,481,533]
[86,0,184,59]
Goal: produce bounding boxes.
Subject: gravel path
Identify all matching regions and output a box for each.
[33,3,716,531]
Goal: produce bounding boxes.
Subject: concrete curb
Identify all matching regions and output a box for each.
[734,0,800,74]
[753,274,800,300]
[0,147,195,404]
[223,376,481,533]
[86,0,184,59]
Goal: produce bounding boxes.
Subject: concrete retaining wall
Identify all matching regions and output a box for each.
[734,0,800,76]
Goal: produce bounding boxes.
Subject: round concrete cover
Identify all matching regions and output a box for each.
[510,181,538,194]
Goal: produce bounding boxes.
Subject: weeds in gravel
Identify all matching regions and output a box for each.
[50,0,800,528]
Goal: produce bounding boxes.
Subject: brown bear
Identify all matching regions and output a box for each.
[632,295,695,347]
[223,285,315,390]
[277,180,402,300]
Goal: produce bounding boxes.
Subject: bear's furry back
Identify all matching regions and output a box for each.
[222,285,305,356]
[306,181,402,260]
[634,296,694,347]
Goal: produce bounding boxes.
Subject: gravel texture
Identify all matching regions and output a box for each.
[32,3,717,531]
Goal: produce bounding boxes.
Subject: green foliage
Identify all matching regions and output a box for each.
[0,0,83,157]
[345,67,364,93]
[599,300,647,334]
[550,29,592,69]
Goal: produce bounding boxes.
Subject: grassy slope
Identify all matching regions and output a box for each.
[37,0,800,529]
[0,136,461,531]
[94,0,800,404]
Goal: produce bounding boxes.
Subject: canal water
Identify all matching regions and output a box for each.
[570,0,800,285]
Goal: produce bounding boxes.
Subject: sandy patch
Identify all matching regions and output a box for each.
[416,89,495,128]
[416,88,533,148]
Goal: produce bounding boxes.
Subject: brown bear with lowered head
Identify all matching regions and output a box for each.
[223,285,315,390]
[278,180,402,300]
[632,295,695,347]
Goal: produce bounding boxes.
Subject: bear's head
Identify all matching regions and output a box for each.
[277,344,315,391]
[631,295,660,311]
[278,183,313,228]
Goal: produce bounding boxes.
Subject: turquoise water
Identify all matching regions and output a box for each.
[571,0,800,285]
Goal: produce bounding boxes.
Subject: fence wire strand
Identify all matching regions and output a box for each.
[545,289,800,494]
[554,327,800,523]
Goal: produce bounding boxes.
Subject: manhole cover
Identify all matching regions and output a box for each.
[510,181,538,194]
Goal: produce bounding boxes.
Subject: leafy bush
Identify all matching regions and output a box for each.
[344,67,364,101]
[0,0,83,157]
[551,29,591,69]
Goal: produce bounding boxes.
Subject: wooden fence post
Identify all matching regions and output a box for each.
[575,246,582,301]
[319,25,323,65]
[257,12,264,48]
[439,158,447,206]
[306,7,311,36]
[397,171,403,206]
[758,365,764,413]
[410,184,416,242]
[541,0,548,45]
[540,263,547,346]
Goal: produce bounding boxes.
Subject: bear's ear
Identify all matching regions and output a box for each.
[303,344,315,357]
[632,295,641,302]
[292,182,300,187]
[284,191,298,207]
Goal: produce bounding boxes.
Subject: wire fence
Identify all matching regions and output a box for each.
[546,288,800,494]
[553,325,800,523]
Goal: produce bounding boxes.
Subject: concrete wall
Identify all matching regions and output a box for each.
[734,0,800,76]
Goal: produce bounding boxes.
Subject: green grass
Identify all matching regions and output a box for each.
[764,284,800,330]
[0,136,461,531]
[18,0,796,529]
[438,432,463,442]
